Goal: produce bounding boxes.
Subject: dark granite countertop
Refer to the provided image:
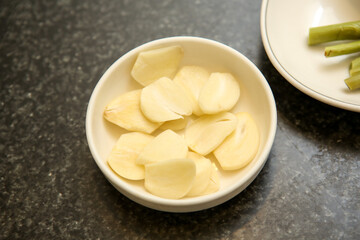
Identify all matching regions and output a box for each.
[1,0,359,239]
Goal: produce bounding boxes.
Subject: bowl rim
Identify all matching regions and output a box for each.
[85,36,277,211]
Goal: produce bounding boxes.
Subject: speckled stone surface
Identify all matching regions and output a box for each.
[1,0,359,239]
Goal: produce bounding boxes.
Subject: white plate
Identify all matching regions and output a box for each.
[261,0,360,112]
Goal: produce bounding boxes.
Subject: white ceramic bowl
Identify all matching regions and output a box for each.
[86,36,277,212]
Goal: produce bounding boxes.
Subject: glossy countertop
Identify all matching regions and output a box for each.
[1,0,359,239]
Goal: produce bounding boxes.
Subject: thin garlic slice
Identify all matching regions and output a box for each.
[136,129,188,165]
[107,132,154,180]
[214,112,260,170]
[131,45,184,86]
[159,116,190,131]
[173,65,210,116]
[140,77,193,122]
[198,72,240,114]
[185,112,237,155]
[186,151,213,197]
[103,89,162,134]
[145,158,196,199]
[200,163,220,195]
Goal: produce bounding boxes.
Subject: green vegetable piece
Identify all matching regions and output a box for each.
[344,73,360,91]
[308,21,360,45]
[325,40,360,57]
[350,66,360,76]
[350,56,360,70]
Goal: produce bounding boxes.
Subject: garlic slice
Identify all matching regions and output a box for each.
[107,132,154,180]
[131,45,184,86]
[198,72,240,114]
[214,112,260,170]
[103,89,162,134]
[136,129,188,165]
[173,65,210,116]
[185,112,237,155]
[200,163,220,195]
[140,77,193,122]
[186,151,213,197]
[145,158,196,199]
[159,116,190,131]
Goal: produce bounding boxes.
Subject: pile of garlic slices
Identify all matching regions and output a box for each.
[104,45,260,199]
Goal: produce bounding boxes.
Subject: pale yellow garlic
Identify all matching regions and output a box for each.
[103,89,162,134]
[140,77,193,122]
[136,129,188,165]
[159,116,190,131]
[185,112,237,155]
[200,163,220,195]
[131,45,184,86]
[198,72,240,114]
[186,151,213,197]
[107,132,154,180]
[144,158,196,199]
[214,112,260,170]
[173,65,210,116]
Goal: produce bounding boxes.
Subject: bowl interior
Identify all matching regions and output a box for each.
[86,37,276,212]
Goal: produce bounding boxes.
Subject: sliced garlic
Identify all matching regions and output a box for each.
[214,112,260,170]
[173,65,210,116]
[198,72,240,114]
[136,129,188,165]
[140,77,193,122]
[103,89,162,134]
[185,112,237,155]
[185,151,213,197]
[107,132,154,180]
[131,45,184,86]
[159,116,190,131]
[200,163,220,195]
[144,158,196,199]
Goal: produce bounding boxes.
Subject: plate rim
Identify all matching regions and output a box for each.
[260,0,360,113]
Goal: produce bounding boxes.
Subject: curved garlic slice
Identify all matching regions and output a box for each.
[131,45,184,86]
[198,72,240,114]
[173,65,210,116]
[107,132,154,180]
[185,112,237,155]
[140,77,193,122]
[136,129,188,165]
[214,112,260,170]
[145,158,196,199]
[186,151,213,197]
[103,89,162,134]
[159,116,190,131]
[200,163,220,195]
